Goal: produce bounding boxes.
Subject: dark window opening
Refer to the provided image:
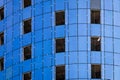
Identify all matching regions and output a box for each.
[0,7,4,20]
[56,38,65,53]
[23,0,31,8]
[0,32,4,45]
[23,19,31,34]
[55,11,65,26]
[91,10,100,24]
[56,66,65,80]
[91,64,101,79]
[23,45,31,60]
[0,58,4,71]
[91,37,101,51]
[23,72,31,80]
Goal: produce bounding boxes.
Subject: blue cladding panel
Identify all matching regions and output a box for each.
[43,55,52,67]
[79,64,88,78]
[105,52,113,65]
[78,52,87,63]
[22,60,32,72]
[55,0,64,10]
[68,10,77,24]
[22,33,32,46]
[69,0,77,9]
[13,0,20,13]
[34,16,42,30]
[44,28,52,40]
[43,40,52,55]
[34,42,42,56]
[34,69,42,80]
[6,1,13,16]
[43,13,52,28]
[23,7,32,20]
[69,64,78,78]
[78,24,87,36]
[0,0,4,6]
[43,1,51,13]
[7,16,13,27]
[78,37,87,50]
[55,25,65,38]
[35,3,42,16]
[34,57,42,69]
[44,67,52,80]
[69,37,77,51]
[13,12,20,24]
[78,9,87,23]
[91,52,101,63]
[91,24,101,36]
[6,27,13,42]
[69,52,78,64]
[69,24,77,36]
[35,30,42,42]
[55,53,65,65]
[78,0,88,8]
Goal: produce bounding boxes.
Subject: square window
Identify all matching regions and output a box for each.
[56,66,65,80]
[91,37,101,51]
[91,64,101,79]
[0,32,4,45]
[55,38,65,53]
[55,11,65,26]
[0,7,4,21]
[23,19,32,34]
[0,58,4,71]
[23,45,32,60]
[23,0,31,8]
[91,10,100,24]
[23,72,31,80]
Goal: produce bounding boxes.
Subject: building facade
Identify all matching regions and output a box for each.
[0,0,119,80]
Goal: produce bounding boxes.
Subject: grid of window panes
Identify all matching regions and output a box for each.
[0,0,119,80]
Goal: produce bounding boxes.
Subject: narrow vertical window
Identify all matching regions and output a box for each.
[55,11,65,26]
[23,0,31,8]
[0,32,4,45]
[23,19,32,34]
[91,37,101,51]
[91,10,100,24]
[23,45,32,60]
[55,38,65,53]
[56,66,65,80]
[91,64,101,79]
[23,72,31,80]
[0,58,4,71]
[0,7,4,21]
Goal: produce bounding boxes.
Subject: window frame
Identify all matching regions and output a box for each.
[23,0,32,8]
[55,10,65,26]
[0,57,4,71]
[23,45,32,61]
[23,18,32,34]
[55,38,65,53]
[0,32,4,46]
[91,36,101,51]
[91,10,101,24]
[55,65,65,80]
[0,7,4,21]
[23,72,32,80]
[91,64,101,79]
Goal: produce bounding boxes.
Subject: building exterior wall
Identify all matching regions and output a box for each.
[0,0,119,80]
